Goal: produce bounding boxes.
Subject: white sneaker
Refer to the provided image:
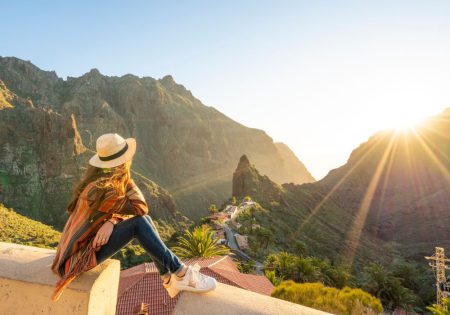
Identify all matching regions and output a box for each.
[166,263,217,296]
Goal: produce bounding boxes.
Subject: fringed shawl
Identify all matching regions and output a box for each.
[50,178,148,301]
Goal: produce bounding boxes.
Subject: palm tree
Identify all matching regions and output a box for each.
[208,204,218,214]
[428,298,450,315]
[171,225,230,258]
[361,263,416,312]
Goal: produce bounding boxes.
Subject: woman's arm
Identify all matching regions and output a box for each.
[118,179,149,216]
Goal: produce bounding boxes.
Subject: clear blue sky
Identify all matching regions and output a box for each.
[2,1,450,179]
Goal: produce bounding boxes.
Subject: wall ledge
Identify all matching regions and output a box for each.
[0,241,120,315]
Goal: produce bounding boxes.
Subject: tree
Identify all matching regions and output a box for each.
[208,204,218,214]
[257,227,273,249]
[237,260,256,274]
[264,269,281,286]
[360,262,418,312]
[428,298,450,315]
[291,240,308,257]
[171,225,230,258]
[264,252,350,288]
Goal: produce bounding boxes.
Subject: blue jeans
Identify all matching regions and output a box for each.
[95,214,185,277]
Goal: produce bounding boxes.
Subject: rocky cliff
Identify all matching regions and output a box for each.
[0,76,190,231]
[0,56,314,221]
[232,155,284,205]
[231,108,450,265]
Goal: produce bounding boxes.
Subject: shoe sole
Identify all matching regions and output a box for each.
[173,280,217,293]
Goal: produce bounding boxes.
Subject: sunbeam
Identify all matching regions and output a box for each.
[286,133,387,242]
[410,128,450,182]
[342,132,397,267]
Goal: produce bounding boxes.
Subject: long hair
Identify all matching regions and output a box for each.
[66,160,132,214]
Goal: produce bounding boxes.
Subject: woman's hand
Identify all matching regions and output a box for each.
[93,221,114,251]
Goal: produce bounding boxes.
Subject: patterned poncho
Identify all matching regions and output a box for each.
[50,178,148,301]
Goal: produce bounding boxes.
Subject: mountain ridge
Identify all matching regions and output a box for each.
[230,108,449,265]
[0,56,314,224]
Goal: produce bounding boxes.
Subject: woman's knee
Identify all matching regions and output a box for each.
[134,215,150,225]
[134,215,157,231]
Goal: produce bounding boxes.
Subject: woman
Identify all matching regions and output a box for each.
[51,133,216,301]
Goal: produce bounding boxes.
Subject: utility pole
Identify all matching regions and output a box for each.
[425,247,450,308]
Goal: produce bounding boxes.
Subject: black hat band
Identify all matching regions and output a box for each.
[99,142,129,161]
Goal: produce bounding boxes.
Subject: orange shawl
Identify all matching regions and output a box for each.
[50,178,148,301]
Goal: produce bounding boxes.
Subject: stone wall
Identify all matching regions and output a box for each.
[0,242,120,315]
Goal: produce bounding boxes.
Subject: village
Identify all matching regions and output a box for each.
[203,198,265,274]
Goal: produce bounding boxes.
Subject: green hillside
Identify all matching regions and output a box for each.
[0,203,61,248]
[231,156,391,268]
[231,108,449,267]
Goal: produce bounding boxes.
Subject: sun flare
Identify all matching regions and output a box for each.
[371,107,436,133]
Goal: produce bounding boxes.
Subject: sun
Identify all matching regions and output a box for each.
[375,108,431,132]
[393,116,420,132]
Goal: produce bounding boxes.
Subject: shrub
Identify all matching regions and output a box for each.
[272,280,383,315]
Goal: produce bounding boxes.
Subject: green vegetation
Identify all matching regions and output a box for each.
[236,260,256,274]
[208,203,218,214]
[264,269,282,286]
[264,251,434,313]
[0,203,61,248]
[171,224,231,258]
[272,280,383,315]
[264,251,351,289]
[428,298,450,315]
[220,190,437,313]
[358,261,434,313]
[243,196,252,202]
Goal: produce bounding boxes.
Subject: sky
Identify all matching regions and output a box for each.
[2,0,450,180]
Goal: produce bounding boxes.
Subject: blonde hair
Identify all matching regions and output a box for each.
[66,160,132,213]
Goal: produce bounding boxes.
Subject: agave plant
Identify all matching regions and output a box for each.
[171,224,230,258]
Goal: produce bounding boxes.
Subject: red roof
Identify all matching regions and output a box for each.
[116,255,274,315]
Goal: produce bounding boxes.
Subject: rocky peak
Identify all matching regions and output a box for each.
[0,57,63,107]
[0,57,59,81]
[236,154,251,170]
[160,74,175,84]
[232,155,283,205]
[158,74,195,100]
[88,68,101,76]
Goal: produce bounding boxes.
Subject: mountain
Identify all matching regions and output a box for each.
[273,143,315,183]
[232,108,449,265]
[231,155,389,267]
[0,78,191,232]
[314,108,450,261]
[0,56,314,222]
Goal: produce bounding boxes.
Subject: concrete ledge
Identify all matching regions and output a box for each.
[0,242,120,315]
[173,281,332,315]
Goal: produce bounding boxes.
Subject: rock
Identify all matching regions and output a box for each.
[232,155,283,205]
[0,57,315,222]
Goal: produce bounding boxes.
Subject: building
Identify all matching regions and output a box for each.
[116,255,274,315]
[234,233,249,250]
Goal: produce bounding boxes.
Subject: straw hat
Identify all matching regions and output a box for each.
[89,133,136,168]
